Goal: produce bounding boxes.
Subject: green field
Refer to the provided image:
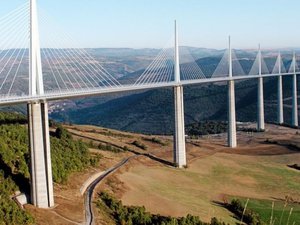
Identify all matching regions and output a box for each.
[237,198,300,225]
[118,148,300,223]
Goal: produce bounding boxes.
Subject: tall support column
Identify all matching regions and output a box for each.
[292,52,298,127]
[227,36,237,148]
[277,52,284,124]
[173,21,186,167]
[174,86,186,167]
[28,102,54,208]
[28,0,54,208]
[257,45,265,131]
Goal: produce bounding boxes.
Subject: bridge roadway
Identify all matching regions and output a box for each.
[0,72,296,106]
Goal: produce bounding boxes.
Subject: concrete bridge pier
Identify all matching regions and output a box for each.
[173,85,187,168]
[228,80,237,148]
[257,45,265,131]
[277,75,284,124]
[292,73,298,127]
[257,77,265,131]
[292,52,298,127]
[28,101,54,208]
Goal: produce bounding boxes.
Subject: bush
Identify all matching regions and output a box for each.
[186,121,227,136]
[0,112,27,125]
[98,192,227,225]
[98,143,123,153]
[288,164,300,170]
[142,137,166,146]
[132,140,147,150]
[226,199,264,225]
[55,125,72,139]
[0,172,34,225]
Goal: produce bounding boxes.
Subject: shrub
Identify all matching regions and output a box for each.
[132,140,147,150]
[186,121,227,136]
[98,143,122,153]
[55,125,72,139]
[226,199,264,225]
[0,170,34,225]
[142,137,166,146]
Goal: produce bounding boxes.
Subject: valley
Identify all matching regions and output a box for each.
[1,0,300,224]
[47,48,299,135]
[23,122,300,225]
[0,47,299,225]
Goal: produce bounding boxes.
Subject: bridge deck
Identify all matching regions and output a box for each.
[0,72,295,106]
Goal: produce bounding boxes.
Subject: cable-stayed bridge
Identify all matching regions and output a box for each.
[1,0,299,208]
[0,1,298,105]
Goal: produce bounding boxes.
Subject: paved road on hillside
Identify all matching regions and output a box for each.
[85,156,137,225]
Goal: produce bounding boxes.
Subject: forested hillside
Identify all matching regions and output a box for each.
[0,112,99,224]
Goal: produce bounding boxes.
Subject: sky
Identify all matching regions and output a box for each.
[0,0,299,49]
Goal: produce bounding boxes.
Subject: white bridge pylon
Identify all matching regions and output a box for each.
[0,0,299,209]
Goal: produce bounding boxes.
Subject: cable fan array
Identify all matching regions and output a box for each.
[211,49,246,78]
[179,47,205,80]
[38,9,121,94]
[1,2,300,97]
[0,2,30,97]
[134,38,175,85]
[289,55,299,73]
[134,45,300,85]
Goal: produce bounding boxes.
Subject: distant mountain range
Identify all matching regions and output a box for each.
[48,47,298,134]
